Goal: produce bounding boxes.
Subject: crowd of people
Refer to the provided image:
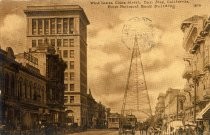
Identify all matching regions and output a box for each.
[138,123,206,135]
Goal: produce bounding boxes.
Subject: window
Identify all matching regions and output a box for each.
[69,18,74,34]
[38,19,43,35]
[204,42,209,66]
[70,50,74,58]
[18,79,22,98]
[70,96,74,103]
[44,19,49,35]
[70,72,74,80]
[64,96,68,103]
[29,82,32,99]
[58,50,62,56]
[64,61,68,69]
[57,18,62,34]
[51,39,55,47]
[69,39,74,47]
[32,19,37,35]
[70,84,74,91]
[63,50,68,58]
[70,61,74,69]
[42,88,44,103]
[0,72,3,91]
[11,75,15,96]
[38,39,43,46]
[44,38,49,45]
[24,80,28,98]
[180,101,184,110]
[57,39,62,47]
[64,72,68,81]
[63,39,68,47]
[64,84,68,91]
[50,18,55,34]
[63,18,68,34]
[32,40,36,47]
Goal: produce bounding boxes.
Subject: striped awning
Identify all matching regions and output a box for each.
[196,102,210,120]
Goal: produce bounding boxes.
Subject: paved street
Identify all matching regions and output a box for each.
[69,129,147,135]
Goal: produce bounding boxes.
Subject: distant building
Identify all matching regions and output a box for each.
[24,5,90,127]
[158,88,186,134]
[155,93,165,117]
[86,89,108,129]
[164,88,180,121]
[87,89,97,128]
[95,102,107,128]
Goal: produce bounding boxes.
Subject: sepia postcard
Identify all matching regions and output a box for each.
[0,0,210,135]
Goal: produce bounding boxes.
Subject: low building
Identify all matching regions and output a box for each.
[16,44,67,126]
[0,47,47,130]
[159,88,186,134]
[153,93,165,131]
[96,102,107,128]
[155,93,165,118]
[0,46,66,132]
[164,88,180,122]
[86,89,108,129]
[87,89,97,128]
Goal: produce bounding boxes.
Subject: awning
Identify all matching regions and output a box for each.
[196,102,210,120]
[184,121,196,127]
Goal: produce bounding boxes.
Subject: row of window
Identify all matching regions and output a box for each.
[65,61,75,69]
[64,83,75,91]
[64,72,75,81]
[32,18,74,35]
[62,50,74,58]
[32,38,74,48]
[64,96,75,103]
[2,73,45,103]
[108,118,119,123]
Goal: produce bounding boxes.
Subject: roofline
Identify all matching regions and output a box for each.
[24,5,90,25]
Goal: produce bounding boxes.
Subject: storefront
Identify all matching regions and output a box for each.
[197,102,210,134]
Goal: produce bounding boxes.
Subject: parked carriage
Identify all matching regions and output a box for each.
[119,114,137,135]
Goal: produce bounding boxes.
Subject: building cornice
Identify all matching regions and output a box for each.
[24,5,90,25]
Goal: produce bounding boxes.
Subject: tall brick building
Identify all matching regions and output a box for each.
[24,5,89,127]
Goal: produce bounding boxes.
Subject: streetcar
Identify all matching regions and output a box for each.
[107,113,121,129]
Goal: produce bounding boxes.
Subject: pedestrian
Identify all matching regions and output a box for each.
[178,127,183,135]
[188,126,195,135]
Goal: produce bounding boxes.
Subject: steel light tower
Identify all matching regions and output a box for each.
[121,17,157,121]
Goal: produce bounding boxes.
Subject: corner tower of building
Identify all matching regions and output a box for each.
[24,5,89,127]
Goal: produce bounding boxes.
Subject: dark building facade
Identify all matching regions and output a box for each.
[45,47,67,125]
[87,89,97,128]
[0,47,47,130]
[0,46,66,132]
[86,89,108,129]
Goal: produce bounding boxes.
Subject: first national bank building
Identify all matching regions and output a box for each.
[24,5,89,127]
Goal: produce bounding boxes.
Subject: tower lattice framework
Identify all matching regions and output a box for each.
[121,36,152,121]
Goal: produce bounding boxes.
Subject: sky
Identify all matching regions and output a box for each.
[0,0,210,114]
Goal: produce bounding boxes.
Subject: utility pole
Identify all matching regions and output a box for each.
[176,94,179,120]
[193,76,197,124]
